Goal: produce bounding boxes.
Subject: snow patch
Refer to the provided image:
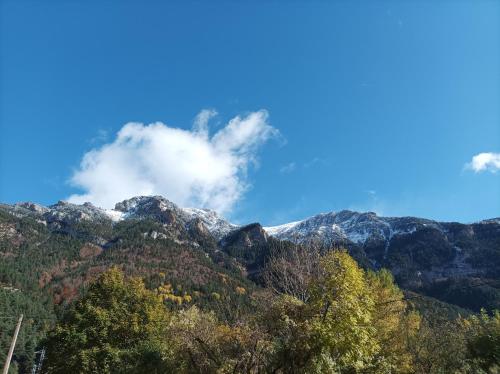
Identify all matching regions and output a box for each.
[182,207,238,239]
[105,209,124,222]
[264,220,302,236]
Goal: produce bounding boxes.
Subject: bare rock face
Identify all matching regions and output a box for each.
[115,195,180,224]
[222,223,268,249]
[8,200,113,227]
[17,202,50,215]
[46,201,112,224]
[188,218,210,236]
[0,223,24,248]
[114,196,238,240]
[181,207,237,240]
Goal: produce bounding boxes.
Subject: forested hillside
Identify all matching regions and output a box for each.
[0,197,499,373]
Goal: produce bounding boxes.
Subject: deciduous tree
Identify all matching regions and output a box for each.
[44,267,172,373]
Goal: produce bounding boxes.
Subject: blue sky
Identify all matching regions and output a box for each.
[1,1,499,225]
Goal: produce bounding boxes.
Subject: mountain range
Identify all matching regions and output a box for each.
[1,195,499,313]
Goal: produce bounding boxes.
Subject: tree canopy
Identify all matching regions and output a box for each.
[39,252,500,373]
[44,267,172,373]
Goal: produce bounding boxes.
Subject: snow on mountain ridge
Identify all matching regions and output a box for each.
[264,210,427,245]
[104,209,124,222]
[6,196,238,240]
[181,207,238,239]
[6,196,491,246]
[263,220,301,236]
[113,196,238,239]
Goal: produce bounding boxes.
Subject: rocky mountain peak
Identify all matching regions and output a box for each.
[114,195,182,225]
[264,210,431,245]
[181,207,238,240]
[16,202,50,215]
[3,195,239,241]
[45,201,112,224]
[221,223,268,249]
[115,195,179,214]
[112,196,238,239]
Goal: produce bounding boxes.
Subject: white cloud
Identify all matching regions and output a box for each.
[88,129,109,145]
[465,152,500,173]
[193,109,217,138]
[278,157,328,175]
[304,157,328,168]
[280,162,296,174]
[68,110,278,213]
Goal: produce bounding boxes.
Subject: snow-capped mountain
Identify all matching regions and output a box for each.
[2,195,499,298]
[264,210,437,246]
[113,196,238,239]
[9,201,114,225]
[3,196,238,240]
[264,210,500,288]
[264,210,500,249]
[181,207,238,239]
[4,196,498,248]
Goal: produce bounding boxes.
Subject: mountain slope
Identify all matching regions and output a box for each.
[264,210,500,310]
[1,196,499,313]
[0,196,255,310]
[1,196,498,372]
[1,195,238,240]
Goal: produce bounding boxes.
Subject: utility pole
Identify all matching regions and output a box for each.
[2,314,23,374]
